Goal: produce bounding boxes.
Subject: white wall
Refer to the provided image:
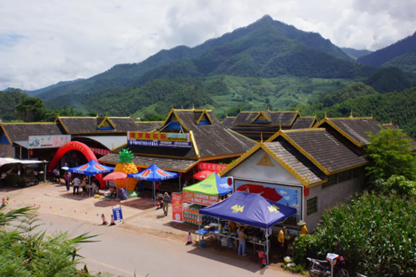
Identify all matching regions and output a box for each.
[224,149,302,186]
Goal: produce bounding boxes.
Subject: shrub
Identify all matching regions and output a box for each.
[293,192,416,275]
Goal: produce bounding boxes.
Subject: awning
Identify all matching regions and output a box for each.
[99,153,199,172]
[0,157,47,167]
[73,136,127,150]
[199,191,297,229]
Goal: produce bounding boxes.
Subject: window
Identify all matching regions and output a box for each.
[307,197,318,215]
[323,174,337,188]
[338,170,351,183]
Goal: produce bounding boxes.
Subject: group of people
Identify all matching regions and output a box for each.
[62,171,99,196]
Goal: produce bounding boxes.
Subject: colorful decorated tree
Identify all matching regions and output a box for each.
[114,149,138,190]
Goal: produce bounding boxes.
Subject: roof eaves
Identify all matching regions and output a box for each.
[280,130,330,175]
[251,111,271,123]
[0,124,12,145]
[219,143,262,176]
[314,118,363,148]
[55,116,70,134]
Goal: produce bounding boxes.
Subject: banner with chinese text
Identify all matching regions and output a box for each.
[127,132,192,148]
[197,162,228,173]
[172,193,183,223]
[183,191,219,206]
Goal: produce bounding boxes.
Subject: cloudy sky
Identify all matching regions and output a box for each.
[1,0,415,90]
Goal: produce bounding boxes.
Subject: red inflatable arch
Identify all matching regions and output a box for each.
[48,141,107,189]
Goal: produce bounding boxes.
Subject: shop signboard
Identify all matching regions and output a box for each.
[172,193,184,222]
[127,132,192,148]
[112,206,124,222]
[235,180,301,223]
[90,147,111,156]
[183,191,219,206]
[197,162,228,173]
[28,135,71,149]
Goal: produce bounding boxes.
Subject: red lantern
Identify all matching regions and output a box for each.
[304,187,309,196]
[227,178,232,186]
[30,150,33,156]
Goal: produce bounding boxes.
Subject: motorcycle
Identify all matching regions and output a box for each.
[307,256,350,277]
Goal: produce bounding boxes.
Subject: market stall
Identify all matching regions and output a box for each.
[182,172,231,225]
[69,160,114,196]
[128,163,179,206]
[199,191,297,264]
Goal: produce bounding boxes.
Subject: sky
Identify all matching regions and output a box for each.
[1,0,415,90]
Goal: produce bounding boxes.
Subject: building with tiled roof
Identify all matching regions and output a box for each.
[220,128,369,230]
[223,110,316,141]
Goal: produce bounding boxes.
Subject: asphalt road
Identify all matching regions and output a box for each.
[37,214,294,277]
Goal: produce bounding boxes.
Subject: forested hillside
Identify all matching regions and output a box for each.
[357,31,416,69]
[36,15,373,110]
[0,89,27,121]
[341,47,372,59]
[301,87,416,138]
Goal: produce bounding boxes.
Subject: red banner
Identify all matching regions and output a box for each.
[90,147,111,156]
[197,162,228,173]
[172,193,183,223]
[183,191,219,206]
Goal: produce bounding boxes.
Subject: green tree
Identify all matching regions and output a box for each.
[14,97,47,122]
[365,127,416,182]
[0,205,98,276]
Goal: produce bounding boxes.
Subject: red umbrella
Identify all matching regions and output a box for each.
[193,170,214,180]
[103,172,127,181]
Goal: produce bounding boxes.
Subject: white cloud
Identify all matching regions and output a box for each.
[1,0,415,90]
[279,190,287,195]
[284,196,291,201]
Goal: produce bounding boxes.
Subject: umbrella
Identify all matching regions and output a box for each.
[69,160,114,196]
[128,163,179,206]
[193,170,214,180]
[184,172,231,197]
[103,172,127,181]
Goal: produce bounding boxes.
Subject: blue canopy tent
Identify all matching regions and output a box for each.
[69,160,114,196]
[199,191,297,264]
[128,163,179,205]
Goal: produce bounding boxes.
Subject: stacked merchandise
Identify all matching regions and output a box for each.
[183,204,203,225]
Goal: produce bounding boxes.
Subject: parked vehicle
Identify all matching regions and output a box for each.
[307,256,349,277]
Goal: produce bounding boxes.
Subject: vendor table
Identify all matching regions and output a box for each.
[217,233,268,255]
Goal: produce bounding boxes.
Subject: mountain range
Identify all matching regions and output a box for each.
[3,15,416,123]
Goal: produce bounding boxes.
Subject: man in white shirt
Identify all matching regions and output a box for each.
[73,175,81,195]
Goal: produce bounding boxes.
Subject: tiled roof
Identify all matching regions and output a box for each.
[222,117,235,128]
[58,116,139,134]
[291,117,316,129]
[317,118,381,146]
[135,122,162,132]
[264,142,323,184]
[1,123,63,143]
[175,110,256,158]
[232,111,297,126]
[283,129,368,174]
[99,153,198,172]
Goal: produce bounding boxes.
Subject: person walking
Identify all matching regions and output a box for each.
[63,171,71,191]
[162,192,170,216]
[237,227,247,256]
[278,226,286,258]
[73,175,80,195]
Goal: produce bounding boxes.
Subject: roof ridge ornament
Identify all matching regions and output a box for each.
[192,104,195,110]
[350,110,353,118]
[371,111,373,119]
[324,112,327,118]
[267,106,270,112]
[261,132,263,143]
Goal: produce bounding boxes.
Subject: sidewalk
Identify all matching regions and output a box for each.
[1,181,194,239]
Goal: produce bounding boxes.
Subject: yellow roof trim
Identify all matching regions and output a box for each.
[288,111,300,126]
[314,118,363,148]
[196,110,213,125]
[0,124,13,145]
[327,162,369,175]
[238,110,297,114]
[157,109,190,132]
[219,144,262,176]
[189,130,200,158]
[97,116,116,129]
[227,128,257,143]
[1,122,55,125]
[251,111,271,123]
[135,121,164,123]
[265,130,282,143]
[279,131,330,175]
[233,124,292,127]
[55,116,70,134]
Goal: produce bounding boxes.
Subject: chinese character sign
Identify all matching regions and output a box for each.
[183,191,219,206]
[112,206,124,221]
[172,193,183,222]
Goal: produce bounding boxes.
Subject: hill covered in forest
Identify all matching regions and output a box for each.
[33,15,374,112]
[357,32,416,72]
